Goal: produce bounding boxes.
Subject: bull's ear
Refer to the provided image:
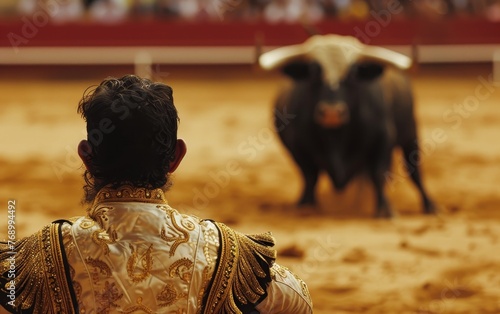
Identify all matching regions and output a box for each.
[282,61,315,80]
[355,62,385,81]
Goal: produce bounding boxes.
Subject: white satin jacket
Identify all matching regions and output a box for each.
[0,186,312,314]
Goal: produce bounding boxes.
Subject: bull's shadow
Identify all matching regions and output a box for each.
[260,35,436,218]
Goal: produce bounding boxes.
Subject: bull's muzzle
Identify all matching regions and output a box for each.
[315,102,350,128]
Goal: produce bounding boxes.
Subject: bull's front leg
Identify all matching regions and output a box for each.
[291,149,320,207]
[400,140,437,215]
[298,161,320,207]
[370,169,394,218]
[299,175,319,207]
[369,141,394,218]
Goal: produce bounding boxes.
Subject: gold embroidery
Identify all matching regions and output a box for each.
[108,226,118,242]
[156,283,187,307]
[123,297,154,314]
[68,216,81,223]
[157,284,176,306]
[300,280,311,300]
[156,204,176,215]
[203,223,276,314]
[91,230,115,255]
[0,223,77,313]
[272,264,311,302]
[89,206,112,229]
[196,266,212,314]
[85,256,113,282]
[288,269,312,301]
[202,227,218,269]
[157,204,174,214]
[72,280,83,312]
[65,240,76,258]
[126,244,153,283]
[79,217,95,229]
[271,263,289,279]
[70,269,84,313]
[180,215,196,231]
[160,212,190,257]
[95,281,123,314]
[92,185,167,207]
[168,258,194,283]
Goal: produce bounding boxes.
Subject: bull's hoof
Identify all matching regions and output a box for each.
[297,203,318,216]
[374,206,394,219]
[423,201,438,215]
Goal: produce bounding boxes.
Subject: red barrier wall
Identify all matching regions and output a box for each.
[1,18,499,48]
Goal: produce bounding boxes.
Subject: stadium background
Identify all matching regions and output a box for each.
[1,1,500,313]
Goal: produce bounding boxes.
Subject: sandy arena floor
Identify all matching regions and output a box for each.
[0,63,500,313]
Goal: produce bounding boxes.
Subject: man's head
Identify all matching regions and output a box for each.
[77,75,186,203]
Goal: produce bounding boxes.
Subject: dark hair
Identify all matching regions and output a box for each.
[77,75,179,203]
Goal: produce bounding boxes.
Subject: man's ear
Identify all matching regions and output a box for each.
[168,139,187,173]
[78,140,93,170]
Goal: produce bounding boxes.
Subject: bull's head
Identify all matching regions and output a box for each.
[259,35,412,128]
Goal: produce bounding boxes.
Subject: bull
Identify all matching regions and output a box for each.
[259,34,435,218]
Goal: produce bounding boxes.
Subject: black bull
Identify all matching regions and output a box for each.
[273,60,435,217]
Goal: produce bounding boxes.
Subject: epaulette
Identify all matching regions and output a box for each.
[0,221,77,313]
[202,222,277,314]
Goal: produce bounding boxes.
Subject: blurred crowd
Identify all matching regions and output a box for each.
[1,0,500,22]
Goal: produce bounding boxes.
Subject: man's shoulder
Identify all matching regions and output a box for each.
[0,220,79,313]
[201,221,277,313]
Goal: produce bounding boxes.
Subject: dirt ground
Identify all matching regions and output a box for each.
[1,63,500,313]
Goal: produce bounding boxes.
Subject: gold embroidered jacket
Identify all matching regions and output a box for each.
[0,186,313,313]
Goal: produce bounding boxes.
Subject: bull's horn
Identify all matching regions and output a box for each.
[259,44,307,70]
[259,34,412,80]
[303,34,412,70]
[359,46,412,69]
